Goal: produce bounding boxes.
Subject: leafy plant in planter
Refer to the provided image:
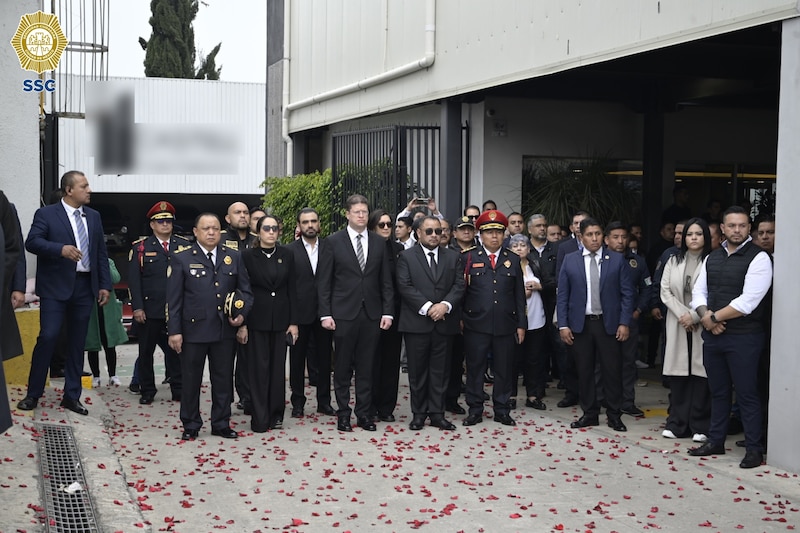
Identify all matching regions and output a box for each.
[522,154,642,227]
[260,169,338,243]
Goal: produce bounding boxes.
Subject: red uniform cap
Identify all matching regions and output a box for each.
[475,209,508,231]
[147,201,175,220]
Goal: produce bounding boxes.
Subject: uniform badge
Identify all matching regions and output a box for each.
[472,263,485,268]
[166,265,172,278]
[190,269,196,276]
[628,258,638,268]
[145,251,157,256]
[223,255,232,265]
[225,240,239,250]
[503,260,511,268]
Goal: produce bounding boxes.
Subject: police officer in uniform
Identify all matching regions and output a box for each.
[167,213,253,440]
[129,201,192,404]
[461,210,527,427]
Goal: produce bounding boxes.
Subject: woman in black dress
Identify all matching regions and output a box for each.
[239,215,298,432]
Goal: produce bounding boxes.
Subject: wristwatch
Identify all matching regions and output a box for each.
[710,312,719,324]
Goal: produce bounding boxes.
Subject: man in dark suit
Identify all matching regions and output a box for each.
[1,192,23,432]
[317,194,394,432]
[557,217,635,432]
[396,216,465,431]
[555,211,590,278]
[129,201,192,405]
[287,207,334,417]
[167,213,253,440]
[461,210,527,427]
[18,171,112,415]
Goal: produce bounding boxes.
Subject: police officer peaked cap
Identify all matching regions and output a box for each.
[147,201,176,220]
[475,210,508,231]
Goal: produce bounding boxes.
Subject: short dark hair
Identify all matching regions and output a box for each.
[194,212,221,227]
[508,211,522,218]
[296,207,318,223]
[754,212,775,226]
[463,205,480,215]
[722,205,749,223]
[249,205,266,215]
[345,194,369,211]
[573,210,591,219]
[397,216,414,228]
[604,221,628,234]
[482,199,497,210]
[579,217,602,234]
[60,170,85,192]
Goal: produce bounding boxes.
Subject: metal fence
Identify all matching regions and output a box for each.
[331,125,469,231]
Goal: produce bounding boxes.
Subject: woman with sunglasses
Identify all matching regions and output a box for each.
[366,209,405,422]
[239,215,299,432]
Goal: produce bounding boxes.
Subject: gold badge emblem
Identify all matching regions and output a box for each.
[10,11,69,74]
[629,258,638,268]
[160,201,167,211]
[234,299,244,309]
[488,211,497,221]
[504,260,512,268]
[223,255,232,265]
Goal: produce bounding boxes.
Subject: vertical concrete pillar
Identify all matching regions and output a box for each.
[767,17,800,473]
[439,99,463,220]
[266,0,286,178]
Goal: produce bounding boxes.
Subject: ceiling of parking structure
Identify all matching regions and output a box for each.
[470,23,782,112]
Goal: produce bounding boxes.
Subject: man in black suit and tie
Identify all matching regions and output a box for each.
[287,208,334,417]
[557,218,635,432]
[167,213,253,440]
[396,217,465,431]
[317,194,394,432]
[461,210,527,427]
[17,171,112,416]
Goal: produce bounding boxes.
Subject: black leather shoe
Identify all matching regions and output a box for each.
[735,439,746,448]
[462,414,483,426]
[181,429,199,441]
[378,413,395,422]
[446,402,466,415]
[60,398,88,415]
[337,416,353,432]
[688,442,726,456]
[357,416,377,431]
[739,450,763,469]
[269,418,284,430]
[557,397,578,408]
[291,407,303,418]
[621,405,645,417]
[494,413,517,426]
[128,383,141,394]
[508,398,517,410]
[17,397,38,410]
[139,396,154,405]
[570,415,599,428]
[409,415,426,431]
[211,427,239,439]
[607,417,628,432]
[429,417,456,431]
[525,398,546,410]
[317,404,336,416]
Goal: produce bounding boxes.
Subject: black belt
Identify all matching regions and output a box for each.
[586,314,603,321]
[76,271,91,277]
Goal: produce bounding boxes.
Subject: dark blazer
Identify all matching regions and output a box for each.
[166,243,253,342]
[287,237,326,325]
[524,252,557,321]
[128,234,192,319]
[532,239,558,281]
[624,250,652,316]
[1,193,23,360]
[317,228,394,321]
[461,247,527,335]
[555,236,579,280]
[241,246,297,331]
[557,246,636,336]
[25,201,111,301]
[396,245,464,335]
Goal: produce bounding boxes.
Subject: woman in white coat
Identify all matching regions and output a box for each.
[660,218,712,442]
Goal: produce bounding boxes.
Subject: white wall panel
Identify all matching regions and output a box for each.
[286,0,799,132]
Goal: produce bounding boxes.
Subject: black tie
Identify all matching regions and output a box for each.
[428,251,438,278]
[207,251,214,265]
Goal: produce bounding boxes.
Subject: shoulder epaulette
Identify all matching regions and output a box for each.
[461,245,476,253]
[174,246,191,254]
[174,234,191,241]
[132,237,146,245]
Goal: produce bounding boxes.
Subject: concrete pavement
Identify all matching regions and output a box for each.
[2,342,800,532]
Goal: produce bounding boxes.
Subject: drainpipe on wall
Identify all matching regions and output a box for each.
[281,0,437,177]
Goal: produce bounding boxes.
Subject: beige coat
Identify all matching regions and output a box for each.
[660,253,706,377]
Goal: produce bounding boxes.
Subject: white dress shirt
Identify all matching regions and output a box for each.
[346,225,368,263]
[62,200,90,272]
[303,237,319,274]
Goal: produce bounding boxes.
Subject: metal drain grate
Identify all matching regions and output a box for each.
[36,423,100,533]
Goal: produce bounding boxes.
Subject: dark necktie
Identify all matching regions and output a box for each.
[207,251,214,265]
[589,252,601,314]
[73,210,90,270]
[356,234,365,272]
[428,251,438,278]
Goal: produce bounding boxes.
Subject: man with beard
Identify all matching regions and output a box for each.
[287,208,334,417]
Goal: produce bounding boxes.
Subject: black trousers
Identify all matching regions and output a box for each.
[570,317,623,418]
[513,325,547,399]
[445,333,465,405]
[138,318,181,399]
[180,339,235,432]
[332,308,380,418]
[234,343,250,405]
[248,330,287,432]
[290,321,332,410]
[371,326,402,417]
[464,330,514,417]
[405,330,453,416]
[665,375,710,437]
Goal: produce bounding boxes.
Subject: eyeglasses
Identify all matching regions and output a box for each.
[423,228,443,235]
[153,219,173,225]
[261,225,280,233]
[377,221,393,229]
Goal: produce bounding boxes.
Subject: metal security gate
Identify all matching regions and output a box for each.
[331,125,469,231]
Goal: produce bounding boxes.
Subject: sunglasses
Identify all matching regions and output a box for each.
[423,228,443,235]
[377,221,393,229]
[261,225,280,233]
[153,219,173,225]
[467,215,478,220]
